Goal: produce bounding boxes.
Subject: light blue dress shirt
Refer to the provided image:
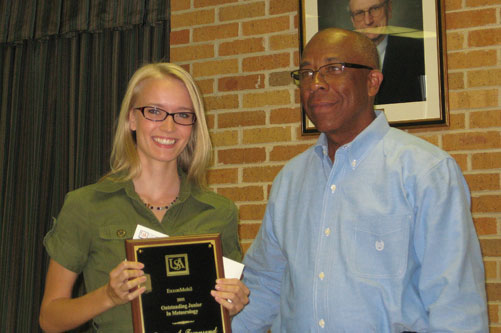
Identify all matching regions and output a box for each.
[232,111,487,332]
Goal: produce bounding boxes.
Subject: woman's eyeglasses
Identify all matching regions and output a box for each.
[135,106,196,126]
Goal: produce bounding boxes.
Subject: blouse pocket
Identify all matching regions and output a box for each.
[353,214,411,279]
[83,224,137,279]
[98,224,133,240]
[96,224,135,260]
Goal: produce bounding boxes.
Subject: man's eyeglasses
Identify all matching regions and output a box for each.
[135,106,196,126]
[350,1,388,22]
[290,62,374,86]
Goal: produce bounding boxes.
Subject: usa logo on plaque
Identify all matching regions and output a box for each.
[165,254,190,277]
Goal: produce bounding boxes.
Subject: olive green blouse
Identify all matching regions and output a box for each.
[44,172,242,332]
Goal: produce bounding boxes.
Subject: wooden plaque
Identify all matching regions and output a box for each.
[125,233,230,333]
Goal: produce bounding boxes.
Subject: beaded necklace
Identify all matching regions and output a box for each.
[144,196,178,211]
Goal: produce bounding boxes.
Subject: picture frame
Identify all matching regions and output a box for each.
[299,0,449,134]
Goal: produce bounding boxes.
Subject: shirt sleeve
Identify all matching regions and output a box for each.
[43,190,92,273]
[412,158,488,331]
[231,198,287,332]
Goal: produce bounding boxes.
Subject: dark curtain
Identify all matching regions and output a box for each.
[0,1,170,331]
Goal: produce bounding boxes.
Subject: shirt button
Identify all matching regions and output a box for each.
[351,160,357,168]
[330,184,336,193]
[319,272,325,280]
[324,228,331,236]
[319,319,325,328]
[375,240,385,251]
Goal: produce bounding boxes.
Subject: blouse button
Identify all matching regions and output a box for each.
[375,240,385,251]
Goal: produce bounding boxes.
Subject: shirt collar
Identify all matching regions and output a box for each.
[93,169,217,209]
[314,110,390,168]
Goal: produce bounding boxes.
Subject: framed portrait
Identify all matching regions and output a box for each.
[299,0,449,134]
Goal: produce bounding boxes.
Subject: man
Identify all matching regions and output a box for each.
[231,28,487,332]
[349,0,425,104]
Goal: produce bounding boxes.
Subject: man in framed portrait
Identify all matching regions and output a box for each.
[348,0,425,105]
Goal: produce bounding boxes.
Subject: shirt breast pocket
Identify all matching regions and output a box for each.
[99,224,133,241]
[97,224,135,257]
[352,214,411,279]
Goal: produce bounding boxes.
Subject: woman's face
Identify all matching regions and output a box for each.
[129,77,194,169]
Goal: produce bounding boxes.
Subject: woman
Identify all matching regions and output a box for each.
[39,63,249,332]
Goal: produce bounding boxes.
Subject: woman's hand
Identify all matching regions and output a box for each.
[105,260,147,306]
[211,278,250,316]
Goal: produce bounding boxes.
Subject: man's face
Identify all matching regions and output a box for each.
[299,31,380,141]
[349,0,392,45]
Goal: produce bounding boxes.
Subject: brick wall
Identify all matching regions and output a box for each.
[170,0,501,330]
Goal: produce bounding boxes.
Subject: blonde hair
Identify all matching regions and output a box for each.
[106,63,211,187]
